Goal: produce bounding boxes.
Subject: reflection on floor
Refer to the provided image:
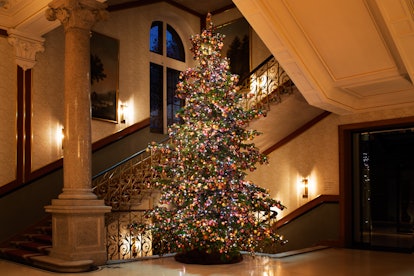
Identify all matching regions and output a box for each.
[1,248,414,276]
[368,224,414,251]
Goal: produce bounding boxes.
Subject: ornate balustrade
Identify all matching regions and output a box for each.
[106,211,153,260]
[92,147,163,211]
[238,55,292,111]
[92,147,163,261]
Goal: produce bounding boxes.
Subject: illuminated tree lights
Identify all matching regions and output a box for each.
[135,15,285,264]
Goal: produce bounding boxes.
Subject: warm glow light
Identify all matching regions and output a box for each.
[302,178,308,198]
[119,99,134,124]
[297,174,310,199]
[55,124,64,151]
[119,102,128,124]
[201,43,213,55]
[297,172,319,200]
[259,75,267,90]
[122,229,140,259]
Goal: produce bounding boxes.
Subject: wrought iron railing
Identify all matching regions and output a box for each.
[106,211,153,260]
[238,55,292,111]
[92,144,165,211]
[92,145,164,261]
[92,55,292,261]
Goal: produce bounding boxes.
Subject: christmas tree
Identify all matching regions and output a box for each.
[139,15,285,264]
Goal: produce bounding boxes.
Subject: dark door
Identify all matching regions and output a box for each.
[353,128,414,252]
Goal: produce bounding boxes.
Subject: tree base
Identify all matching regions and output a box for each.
[174,249,243,265]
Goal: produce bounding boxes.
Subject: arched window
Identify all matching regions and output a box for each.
[149,21,186,133]
[150,21,163,54]
[167,24,185,61]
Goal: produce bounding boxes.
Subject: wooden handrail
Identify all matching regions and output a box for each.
[275,194,339,229]
[92,118,150,152]
[0,118,151,198]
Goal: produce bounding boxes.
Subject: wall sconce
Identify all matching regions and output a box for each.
[302,178,308,198]
[55,125,64,151]
[60,128,65,150]
[120,103,127,124]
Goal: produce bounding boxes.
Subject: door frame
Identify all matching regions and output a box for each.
[338,116,414,247]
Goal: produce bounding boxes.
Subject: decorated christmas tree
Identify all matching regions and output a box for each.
[139,15,285,264]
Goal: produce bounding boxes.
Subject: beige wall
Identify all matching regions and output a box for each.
[28,2,199,172]
[0,36,17,184]
[91,2,199,141]
[250,30,271,69]
[32,27,65,171]
[247,105,414,220]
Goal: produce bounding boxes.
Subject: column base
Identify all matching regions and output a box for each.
[45,199,111,266]
[58,188,98,200]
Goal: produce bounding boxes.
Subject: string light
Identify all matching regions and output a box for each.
[134,14,286,261]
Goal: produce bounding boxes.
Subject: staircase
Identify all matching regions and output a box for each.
[0,55,328,269]
[0,217,52,268]
[0,217,95,272]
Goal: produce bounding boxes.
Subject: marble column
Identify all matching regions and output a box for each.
[44,0,111,265]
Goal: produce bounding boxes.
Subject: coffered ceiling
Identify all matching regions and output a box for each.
[234,0,414,114]
[2,0,414,114]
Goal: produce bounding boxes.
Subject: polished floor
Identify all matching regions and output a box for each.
[1,248,414,276]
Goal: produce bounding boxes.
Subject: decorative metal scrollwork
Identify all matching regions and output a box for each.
[239,56,292,111]
[106,211,153,261]
[92,149,163,211]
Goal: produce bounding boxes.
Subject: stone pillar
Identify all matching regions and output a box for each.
[44,0,111,266]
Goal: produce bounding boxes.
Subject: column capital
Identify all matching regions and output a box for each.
[46,0,108,31]
[7,29,45,71]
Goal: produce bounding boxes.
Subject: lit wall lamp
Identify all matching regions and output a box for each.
[120,103,127,124]
[56,125,64,150]
[61,127,65,150]
[302,178,309,198]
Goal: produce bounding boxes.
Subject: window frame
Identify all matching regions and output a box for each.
[149,21,187,134]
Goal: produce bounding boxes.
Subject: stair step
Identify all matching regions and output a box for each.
[31,255,95,273]
[0,216,56,272]
[18,242,52,253]
[25,234,52,244]
[0,248,43,262]
[36,226,52,235]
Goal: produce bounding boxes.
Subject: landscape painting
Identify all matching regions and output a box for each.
[90,31,119,123]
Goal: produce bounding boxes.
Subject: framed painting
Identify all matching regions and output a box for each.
[217,17,250,81]
[90,31,119,123]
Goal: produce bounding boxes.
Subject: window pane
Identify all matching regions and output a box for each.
[167,24,185,61]
[150,63,163,133]
[150,21,163,54]
[167,68,183,126]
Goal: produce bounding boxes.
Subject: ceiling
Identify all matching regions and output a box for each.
[2,0,414,114]
[107,0,234,15]
[0,0,233,36]
[234,0,414,114]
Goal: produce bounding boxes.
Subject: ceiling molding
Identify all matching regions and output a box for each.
[0,0,58,37]
[234,0,414,114]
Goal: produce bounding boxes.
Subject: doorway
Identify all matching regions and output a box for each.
[352,127,414,252]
